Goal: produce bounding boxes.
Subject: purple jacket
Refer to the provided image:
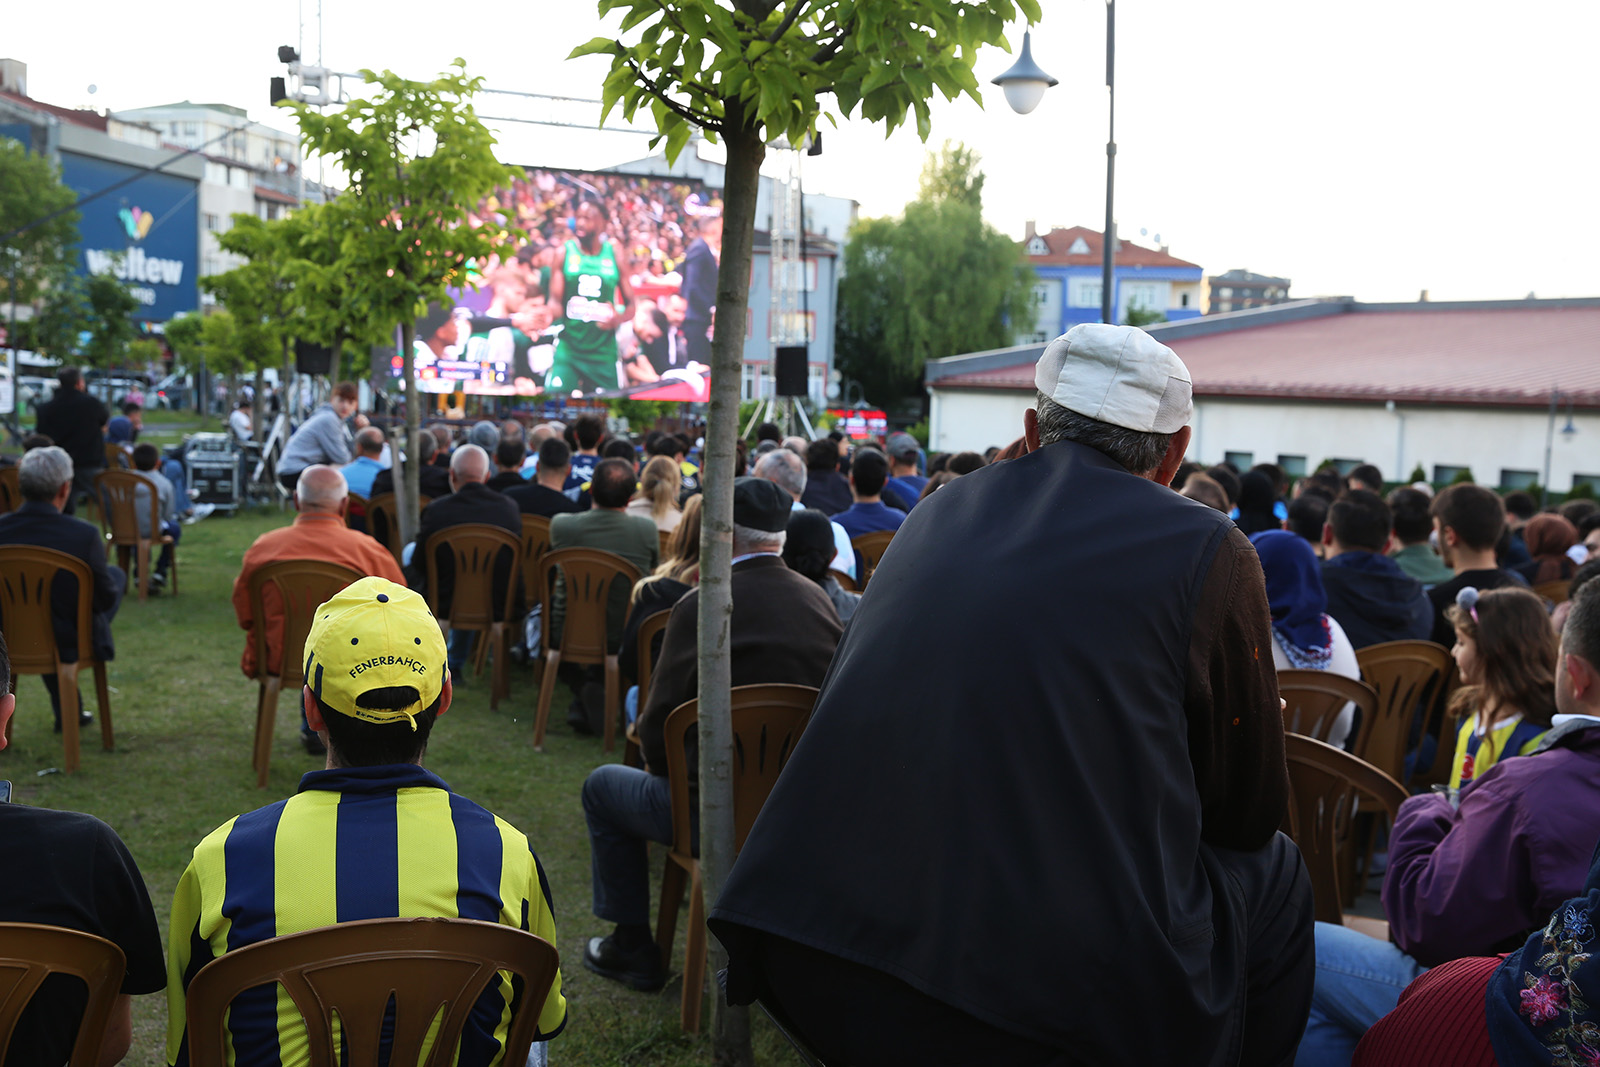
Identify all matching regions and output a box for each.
[1382,718,1600,967]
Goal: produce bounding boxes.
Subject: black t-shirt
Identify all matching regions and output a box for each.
[1427,567,1530,647]
[0,802,165,1066]
[505,482,585,519]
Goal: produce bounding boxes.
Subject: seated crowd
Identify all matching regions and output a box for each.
[2,344,1599,1066]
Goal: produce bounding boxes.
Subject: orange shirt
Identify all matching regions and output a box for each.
[231,512,406,678]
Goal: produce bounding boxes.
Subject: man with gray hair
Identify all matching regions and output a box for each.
[752,449,856,582]
[579,476,841,992]
[711,324,1312,1063]
[0,446,126,731]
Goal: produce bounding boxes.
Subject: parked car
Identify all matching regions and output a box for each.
[154,371,193,410]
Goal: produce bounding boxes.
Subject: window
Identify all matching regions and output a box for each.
[740,363,767,402]
[204,213,219,231]
[1574,474,1600,493]
[807,364,827,406]
[1433,464,1471,484]
[1224,451,1254,469]
[1328,458,1364,476]
[1180,292,1190,307]
[182,121,198,137]
[1028,331,1050,344]
[1031,284,1051,306]
[1500,469,1540,490]
[1069,278,1102,308]
[1123,282,1164,311]
[1067,237,1091,255]
[1026,236,1049,255]
[1277,454,1308,478]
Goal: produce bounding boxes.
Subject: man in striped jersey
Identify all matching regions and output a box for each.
[165,577,566,1066]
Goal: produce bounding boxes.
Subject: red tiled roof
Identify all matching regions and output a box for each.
[932,306,1600,408]
[1026,226,1201,269]
[253,185,298,205]
[0,89,107,130]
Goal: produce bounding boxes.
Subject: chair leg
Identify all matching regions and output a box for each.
[603,653,620,753]
[655,857,690,972]
[472,626,490,678]
[255,678,281,788]
[136,540,151,601]
[681,863,707,1035]
[58,661,81,774]
[93,662,113,751]
[532,649,562,752]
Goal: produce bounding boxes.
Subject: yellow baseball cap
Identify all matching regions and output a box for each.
[303,577,448,729]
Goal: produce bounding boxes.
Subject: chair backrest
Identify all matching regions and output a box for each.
[103,441,129,470]
[0,923,127,1067]
[344,493,368,529]
[540,547,642,664]
[634,608,673,700]
[1277,669,1378,745]
[829,569,857,593]
[248,559,367,683]
[94,469,158,547]
[1535,579,1571,605]
[1354,639,1454,781]
[364,493,403,563]
[1282,735,1409,925]
[423,523,524,628]
[0,467,18,514]
[657,528,672,560]
[850,530,896,586]
[0,546,94,673]
[662,684,820,856]
[519,515,553,616]
[183,917,560,1067]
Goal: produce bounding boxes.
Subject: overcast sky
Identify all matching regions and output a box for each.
[10,0,1599,301]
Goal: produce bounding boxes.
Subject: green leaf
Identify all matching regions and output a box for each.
[567,36,622,60]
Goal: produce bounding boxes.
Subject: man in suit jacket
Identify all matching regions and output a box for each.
[370,428,453,502]
[0,446,126,729]
[403,444,521,677]
[578,477,841,992]
[34,368,109,516]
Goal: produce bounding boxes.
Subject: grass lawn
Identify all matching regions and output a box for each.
[2,493,798,1064]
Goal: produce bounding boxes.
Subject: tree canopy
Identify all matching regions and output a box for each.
[836,143,1034,408]
[0,139,79,308]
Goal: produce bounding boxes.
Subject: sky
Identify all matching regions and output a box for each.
[9,0,1600,302]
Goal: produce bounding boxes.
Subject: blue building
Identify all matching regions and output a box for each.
[1021,225,1203,341]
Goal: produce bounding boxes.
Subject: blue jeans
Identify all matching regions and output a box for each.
[582,764,695,928]
[161,458,193,513]
[1294,921,1426,1067]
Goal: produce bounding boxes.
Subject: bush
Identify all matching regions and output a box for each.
[1408,464,1428,484]
[1450,467,1476,485]
[1568,482,1597,501]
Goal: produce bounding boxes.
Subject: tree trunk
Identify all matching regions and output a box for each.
[330,328,345,384]
[399,320,421,548]
[697,115,763,1067]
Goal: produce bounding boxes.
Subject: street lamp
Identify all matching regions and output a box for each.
[993,8,1118,326]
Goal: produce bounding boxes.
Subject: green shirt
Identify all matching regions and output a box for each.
[1391,543,1456,587]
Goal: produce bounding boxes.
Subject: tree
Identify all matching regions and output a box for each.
[281,63,514,544]
[0,139,79,310]
[1124,305,1166,328]
[574,3,1039,1060]
[836,144,1035,409]
[208,213,311,437]
[80,273,140,371]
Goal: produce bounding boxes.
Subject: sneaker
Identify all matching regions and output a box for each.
[184,503,216,524]
[582,934,666,992]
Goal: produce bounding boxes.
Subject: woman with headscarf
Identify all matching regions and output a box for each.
[782,508,860,623]
[1250,529,1362,747]
[1234,469,1283,537]
[1516,513,1580,586]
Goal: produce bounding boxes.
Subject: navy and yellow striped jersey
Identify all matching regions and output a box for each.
[165,764,566,1066]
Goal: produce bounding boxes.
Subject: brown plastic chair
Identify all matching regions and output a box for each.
[95,469,178,601]
[344,492,368,530]
[1277,670,1378,746]
[1354,639,1453,782]
[518,515,553,679]
[0,923,127,1066]
[183,917,561,1067]
[247,559,365,788]
[0,545,113,771]
[1282,735,1408,928]
[829,569,857,593]
[656,683,820,1034]
[365,493,434,565]
[424,523,522,712]
[0,467,18,514]
[102,441,129,471]
[1535,579,1572,605]
[850,530,896,588]
[531,547,642,752]
[622,607,673,769]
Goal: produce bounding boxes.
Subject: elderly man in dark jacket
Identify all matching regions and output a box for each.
[710,325,1312,1066]
[1320,490,1432,648]
[1298,582,1600,1066]
[579,477,842,993]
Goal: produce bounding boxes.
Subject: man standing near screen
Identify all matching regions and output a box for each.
[679,213,721,365]
[547,199,635,395]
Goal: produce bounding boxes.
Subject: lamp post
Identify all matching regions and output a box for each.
[993,10,1118,326]
[1542,387,1580,508]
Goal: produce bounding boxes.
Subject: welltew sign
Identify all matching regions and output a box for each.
[59,151,199,321]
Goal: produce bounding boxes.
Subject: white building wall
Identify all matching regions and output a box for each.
[929,388,1035,454]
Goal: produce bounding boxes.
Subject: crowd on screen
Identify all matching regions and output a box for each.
[4,323,1600,1065]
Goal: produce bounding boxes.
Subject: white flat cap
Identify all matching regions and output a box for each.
[1034,324,1193,434]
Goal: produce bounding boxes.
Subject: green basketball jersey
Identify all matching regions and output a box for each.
[556,238,620,358]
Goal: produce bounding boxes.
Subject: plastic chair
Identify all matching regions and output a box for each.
[0,923,127,1066]
[829,569,857,593]
[423,523,522,712]
[530,547,642,752]
[519,515,553,678]
[183,917,561,1067]
[1277,669,1378,746]
[102,441,129,471]
[344,492,368,530]
[365,493,433,566]
[658,528,673,560]
[1535,579,1572,605]
[622,608,673,769]
[0,545,113,772]
[95,469,178,601]
[0,467,18,514]
[1354,640,1453,783]
[849,530,896,588]
[1282,735,1408,929]
[656,684,819,1034]
[247,560,365,788]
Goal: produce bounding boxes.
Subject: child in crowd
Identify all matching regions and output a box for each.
[1444,586,1558,788]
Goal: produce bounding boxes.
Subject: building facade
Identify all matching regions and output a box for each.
[1206,268,1291,314]
[925,297,1600,494]
[1021,223,1204,342]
